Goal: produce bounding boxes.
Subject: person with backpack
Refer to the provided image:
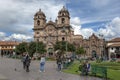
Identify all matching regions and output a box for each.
[25,54,31,72]
[56,56,62,71]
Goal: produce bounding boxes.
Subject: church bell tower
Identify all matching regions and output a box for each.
[34,9,46,28]
[57,6,70,25]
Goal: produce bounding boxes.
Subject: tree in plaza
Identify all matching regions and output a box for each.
[35,41,46,55]
[27,41,36,56]
[15,42,28,55]
[54,41,76,52]
[54,41,76,58]
[54,41,65,51]
[54,41,65,57]
[76,47,86,59]
[15,41,46,57]
[67,43,76,52]
[28,41,46,57]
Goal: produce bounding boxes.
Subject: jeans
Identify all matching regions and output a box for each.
[40,62,45,72]
[58,64,62,71]
[23,62,26,69]
[26,65,29,72]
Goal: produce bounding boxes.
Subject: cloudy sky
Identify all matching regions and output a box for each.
[0,0,120,41]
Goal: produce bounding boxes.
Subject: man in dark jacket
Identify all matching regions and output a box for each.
[25,54,31,72]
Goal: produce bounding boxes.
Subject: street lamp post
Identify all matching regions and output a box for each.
[25,42,29,55]
[34,39,38,59]
[62,27,68,54]
[13,46,17,71]
[0,46,1,57]
[13,46,16,59]
[99,34,105,60]
[61,27,68,69]
[36,41,38,53]
[63,32,68,54]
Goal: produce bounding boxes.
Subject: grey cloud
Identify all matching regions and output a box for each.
[98,17,120,40]
[0,0,64,41]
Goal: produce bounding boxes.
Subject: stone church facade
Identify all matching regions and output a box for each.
[82,34,105,58]
[33,6,82,55]
[33,6,105,58]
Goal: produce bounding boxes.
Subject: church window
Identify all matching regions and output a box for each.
[62,37,65,41]
[36,32,39,34]
[37,39,39,42]
[37,20,40,25]
[61,18,65,23]
[44,37,46,41]
[116,47,119,50]
[93,41,95,43]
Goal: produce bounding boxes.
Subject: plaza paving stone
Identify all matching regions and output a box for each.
[0,57,102,80]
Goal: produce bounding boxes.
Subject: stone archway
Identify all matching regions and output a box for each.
[115,49,120,58]
[47,42,54,57]
[116,53,120,58]
[48,48,53,56]
[91,50,97,58]
[110,53,116,59]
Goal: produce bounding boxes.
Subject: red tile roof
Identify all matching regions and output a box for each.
[0,41,19,46]
[108,43,120,47]
[109,38,120,42]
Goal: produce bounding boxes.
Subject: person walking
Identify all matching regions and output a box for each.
[40,55,46,72]
[21,54,26,69]
[81,61,88,75]
[56,56,62,71]
[1,52,3,57]
[86,61,91,72]
[25,54,31,72]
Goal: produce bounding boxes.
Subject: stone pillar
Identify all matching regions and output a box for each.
[108,48,111,60]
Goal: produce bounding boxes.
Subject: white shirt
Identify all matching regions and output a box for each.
[40,57,45,63]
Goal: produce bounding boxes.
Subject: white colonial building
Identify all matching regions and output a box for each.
[106,38,120,59]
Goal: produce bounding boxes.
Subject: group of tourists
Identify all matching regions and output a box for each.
[80,61,91,75]
[21,53,46,72]
[21,52,74,73]
[56,55,74,72]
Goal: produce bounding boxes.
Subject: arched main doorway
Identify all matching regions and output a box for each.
[91,50,97,58]
[110,53,116,59]
[47,42,54,57]
[48,48,53,56]
[115,49,120,58]
[116,53,120,58]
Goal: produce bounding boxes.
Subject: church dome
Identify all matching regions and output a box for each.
[48,20,53,23]
[47,19,56,25]
[34,9,46,18]
[58,6,69,16]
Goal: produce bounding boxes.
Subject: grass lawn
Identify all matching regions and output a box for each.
[63,61,80,74]
[63,60,120,80]
[108,69,120,80]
